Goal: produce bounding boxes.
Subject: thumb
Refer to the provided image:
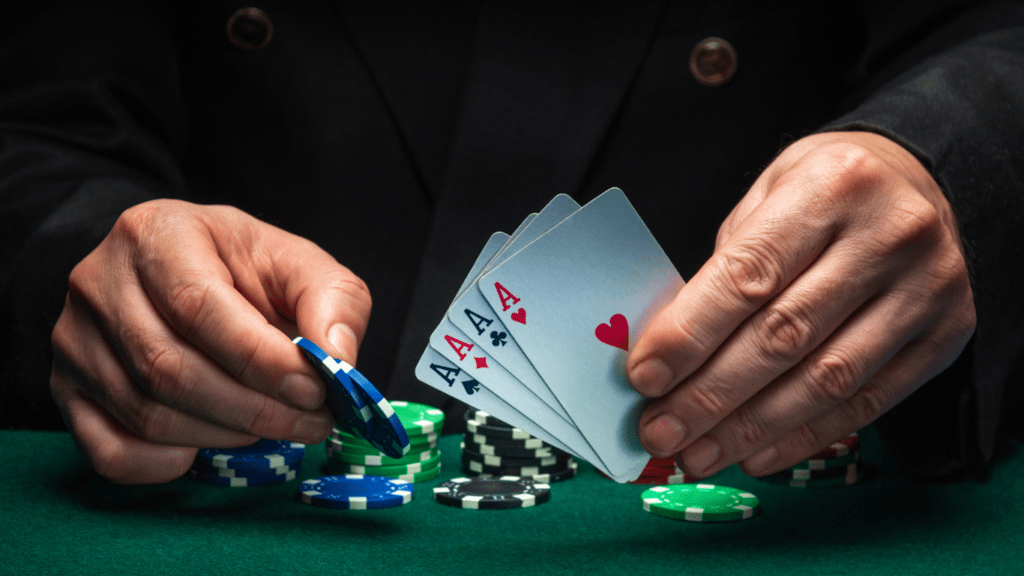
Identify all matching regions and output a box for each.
[263,228,372,365]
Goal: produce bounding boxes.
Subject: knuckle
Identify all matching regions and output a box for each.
[243,396,283,436]
[790,423,827,458]
[888,196,944,249]
[730,411,771,450]
[133,400,179,442]
[818,142,888,198]
[754,301,816,362]
[139,340,188,401]
[166,277,217,339]
[808,351,861,404]
[89,438,134,483]
[715,241,786,304]
[684,385,731,422]
[841,383,886,427]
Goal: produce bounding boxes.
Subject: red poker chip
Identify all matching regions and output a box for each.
[808,432,860,460]
[598,470,698,485]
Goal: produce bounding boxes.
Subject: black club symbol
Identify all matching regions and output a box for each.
[490,330,508,347]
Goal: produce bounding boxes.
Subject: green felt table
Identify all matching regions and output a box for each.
[2,427,1022,576]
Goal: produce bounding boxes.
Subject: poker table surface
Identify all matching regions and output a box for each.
[2,426,1022,576]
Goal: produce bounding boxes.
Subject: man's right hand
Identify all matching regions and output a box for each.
[50,199,372,484]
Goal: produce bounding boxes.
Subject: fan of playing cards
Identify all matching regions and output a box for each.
[415,188,685,482]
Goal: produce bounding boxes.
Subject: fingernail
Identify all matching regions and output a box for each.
[279,373,323,410]
[629,357,674,396]
[643,413,687,457]
[292,413,331,444]
[743,446,778,476]
[683,437,720,474]
[328,323,357,358]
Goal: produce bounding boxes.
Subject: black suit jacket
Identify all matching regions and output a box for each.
[2,0,1022,481]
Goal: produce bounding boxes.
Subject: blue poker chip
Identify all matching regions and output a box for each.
[194,439,305,470]
[188,466,300,487]
[298,474,414,510]
[335,358,410,458]
[293,337,374,439]
[189,460,301,479]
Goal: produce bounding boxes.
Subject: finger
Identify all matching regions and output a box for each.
[71,253,333,445]
[129,211,330,412]
[52,371,197,484]
[628,169,843,398]
[258,222,372,363]
[53,295,261,448]
[679,270,970,478]
[739,321,971,479]
[635,235,885,458]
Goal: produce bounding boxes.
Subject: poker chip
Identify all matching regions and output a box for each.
[189,461,299,478]
[598,469,696,484]
[433,476,551,509]
[808,433,860,460]
[331,430,438,455]
[386,465,443,483]
[464,433,547,450]
[784,462,859,481]
[294,337,373,439]
[466,419,532,440]
[195,439,305,470]
[461,445,569,468]
[340,361,410,458]
[789,449,860,470]
[462,439,556,459]
[527,461,578,483]
[335,452,442,476]
[327,445,440,466]
[758,464,867,488]
[391,401,446,435]
[642,484,760,522]
[462,455,573,477]
[298,474,413,510]
[188,467,299,488]
[465,409,510,428]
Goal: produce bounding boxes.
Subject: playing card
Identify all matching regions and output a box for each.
[430,217,610,473]
[415,343,585,458]
[447,194,580,421]
[479,188,684,479]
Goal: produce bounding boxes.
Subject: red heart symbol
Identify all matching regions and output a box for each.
[510,308,526,325]
[595,314,629,351]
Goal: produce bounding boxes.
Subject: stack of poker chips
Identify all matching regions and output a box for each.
[325,401,444,483]
[188,439,305,487]
[756,432,864,488]
[598,457,698,485]
[461,409,577,483]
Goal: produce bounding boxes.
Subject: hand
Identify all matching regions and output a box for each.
[50,199,371,484]
[627,131,975,478]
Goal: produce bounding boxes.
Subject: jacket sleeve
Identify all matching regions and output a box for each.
[0,2,188,428]
[820,1,1024,480]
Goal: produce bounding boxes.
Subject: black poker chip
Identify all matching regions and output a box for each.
[433,476,551,509]
[462,438,559,459]
[463,408,512,428]
[461,454,575,476]
[461,443,572,467]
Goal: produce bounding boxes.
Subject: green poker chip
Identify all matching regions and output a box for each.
[326,461,442,483]
[390,401,446,435]
[329,452,442,476]
[327,444,440,466]
[642,484,760,522]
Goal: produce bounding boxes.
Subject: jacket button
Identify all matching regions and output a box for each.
[226,7,274,50]
[689,37,737,86]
